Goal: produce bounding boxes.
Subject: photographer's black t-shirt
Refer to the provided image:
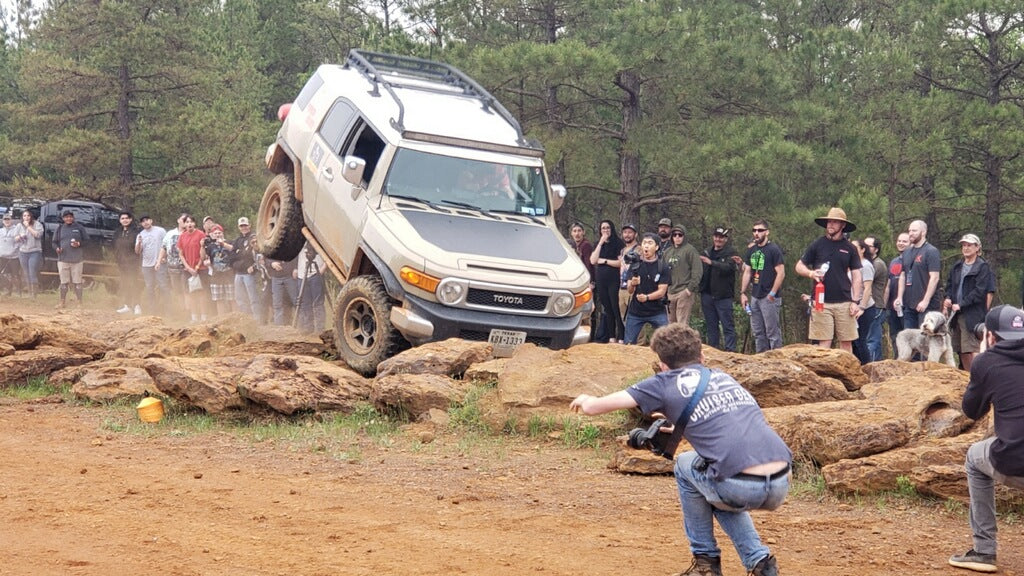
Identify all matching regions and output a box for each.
[627,258,669,317]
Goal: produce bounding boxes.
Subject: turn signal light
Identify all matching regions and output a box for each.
[400,267,440,292]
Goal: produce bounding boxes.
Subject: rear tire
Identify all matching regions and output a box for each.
[334,275,404,376]
[256,174,305,261]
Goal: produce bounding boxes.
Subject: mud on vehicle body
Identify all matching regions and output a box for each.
[256,50,592,376]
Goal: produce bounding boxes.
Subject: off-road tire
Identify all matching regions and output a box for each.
[255,174,305,261]
[334,275,404,376]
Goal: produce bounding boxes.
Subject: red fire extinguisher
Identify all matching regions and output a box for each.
[813,262,829,312]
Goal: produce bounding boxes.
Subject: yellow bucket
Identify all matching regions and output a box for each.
[136,396,165,423]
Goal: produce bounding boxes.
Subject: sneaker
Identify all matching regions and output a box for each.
[674,554,722,576]
[749,554,778,576]
[134,304,142,315]
[949,549,997,573]
[116,305,131,313]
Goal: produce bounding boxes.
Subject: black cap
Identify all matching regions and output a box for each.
[986,305,1024,341]
[61,210,74,217]
[621,223,637,232]
[713,226,729,237]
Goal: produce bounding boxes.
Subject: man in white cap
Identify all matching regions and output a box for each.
[942,233,996,371]
[230,216,263,323]
[794,207,862,353]
[949,305,1024,573]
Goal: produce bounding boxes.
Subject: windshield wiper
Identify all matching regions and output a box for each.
[438,200,499,219]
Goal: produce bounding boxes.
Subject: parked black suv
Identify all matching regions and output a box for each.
[3,199,121,289]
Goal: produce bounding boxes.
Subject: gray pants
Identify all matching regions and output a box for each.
[749,295,783,352]
[966,438,1024,555]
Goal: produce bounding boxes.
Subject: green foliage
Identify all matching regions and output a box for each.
[0,375,63,399]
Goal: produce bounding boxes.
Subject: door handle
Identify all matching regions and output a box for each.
[323,167,334,182]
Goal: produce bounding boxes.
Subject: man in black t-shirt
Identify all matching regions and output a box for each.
[740,219,786,352]
[794,207,863,353]
[624,234,670,345]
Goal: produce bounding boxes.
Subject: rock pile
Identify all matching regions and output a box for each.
[0,311,991,501]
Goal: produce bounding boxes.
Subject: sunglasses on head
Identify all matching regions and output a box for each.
[752,228,768,233]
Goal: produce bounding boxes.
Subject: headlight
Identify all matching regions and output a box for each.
[552,292,575,316]
[437,279,465,305]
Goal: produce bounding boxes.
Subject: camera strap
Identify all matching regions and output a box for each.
[676,366,711,434]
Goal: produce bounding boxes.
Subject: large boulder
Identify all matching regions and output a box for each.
[860,369,972,438]
[371,373,474,418]
[762,344,869,391]
[862,359,962,383]
[65,358,158,401]
[143,356,253,413]
[703,347,854,407]
[0,346,93,387]
[146,324,247,358]
[0,314,43,349]
[218,327,327,359]
[376,339,493,378]
[236,355,371,415]
[766,401,912,466]
[488,343,657,429]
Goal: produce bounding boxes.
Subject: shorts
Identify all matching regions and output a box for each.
[951,314,981,354]
[210,283,234,301]
[57,261,84,284]
[808,301,859,342]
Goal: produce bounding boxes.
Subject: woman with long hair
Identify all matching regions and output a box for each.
[14,211,44,298]
[589,219,625,343]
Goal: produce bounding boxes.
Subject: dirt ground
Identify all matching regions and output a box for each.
[2,295,1024,576]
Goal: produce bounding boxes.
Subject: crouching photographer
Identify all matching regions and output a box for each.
[569,323,791,576]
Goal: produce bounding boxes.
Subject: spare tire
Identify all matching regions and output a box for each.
[255,174,305,261]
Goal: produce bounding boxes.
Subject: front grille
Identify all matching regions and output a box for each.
[459,330,552,348]
[466,288,548,311]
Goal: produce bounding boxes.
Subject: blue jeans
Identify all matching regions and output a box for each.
[19,250,42,288]
[902,308,923,330]
[624,311,668,344]
[296,273,325,333]
[141,266,170,313]
[701,294,736,351]
[675,452,789,570]
[749,296,783,352]
[887,307,903,358]
[234,273,263,322]
[271,276,299,325]
[853,307,885,363]
[965,438,1024,556]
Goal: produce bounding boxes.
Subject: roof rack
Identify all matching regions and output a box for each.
[346,49,534,149]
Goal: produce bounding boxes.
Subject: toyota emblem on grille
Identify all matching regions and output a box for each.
[493,294,525,305]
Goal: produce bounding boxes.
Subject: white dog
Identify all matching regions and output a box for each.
[896,310,957,367]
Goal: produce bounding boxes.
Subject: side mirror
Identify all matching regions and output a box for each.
[342,156,367,199]
[551,184,567,211]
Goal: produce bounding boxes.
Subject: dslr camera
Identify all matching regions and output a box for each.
[622,250,642,277]
[627,418,675,459]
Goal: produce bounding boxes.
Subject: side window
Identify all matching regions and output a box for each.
[319,100,356,154]
[344,121,386,184]
[294,73,324,111]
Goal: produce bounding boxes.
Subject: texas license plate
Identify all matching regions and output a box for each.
[488,329,527,357]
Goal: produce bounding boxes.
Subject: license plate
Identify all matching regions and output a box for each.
[488,329,527,357]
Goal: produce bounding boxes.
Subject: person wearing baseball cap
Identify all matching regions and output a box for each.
[942,233,995,371]
[0,212,23,297]
[230,216,263,323]
[794,207,863,354]
[700,226,742,352]
[950,305,1024,573]
[656,218,673,253]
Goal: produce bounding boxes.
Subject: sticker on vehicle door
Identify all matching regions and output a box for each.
[309,142,324,170]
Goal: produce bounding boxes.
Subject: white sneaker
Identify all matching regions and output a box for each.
[116,305,131,313]
[134,305,142,315]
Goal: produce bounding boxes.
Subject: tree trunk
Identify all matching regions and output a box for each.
[616,69,640,227]
[116,61,134,209]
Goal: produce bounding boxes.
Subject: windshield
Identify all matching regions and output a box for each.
[383,149,550,216]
